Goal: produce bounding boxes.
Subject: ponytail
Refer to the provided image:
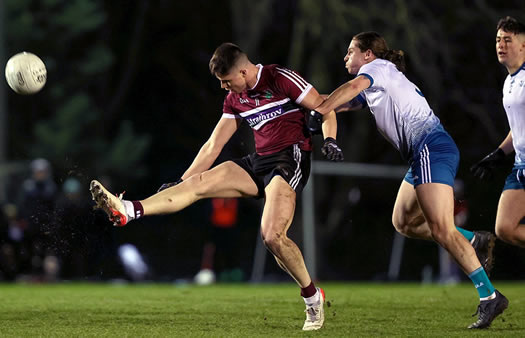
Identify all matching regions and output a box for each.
[383,49,406,73]
[353,31,407,73]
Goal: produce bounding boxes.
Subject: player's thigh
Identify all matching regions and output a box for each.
[495,189,525,232]
[414,182,455,230]
[392,180,422,227]
[196,161,259,198]
[260,176,296,238]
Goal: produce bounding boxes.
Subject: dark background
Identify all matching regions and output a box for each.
[1,0,524,282]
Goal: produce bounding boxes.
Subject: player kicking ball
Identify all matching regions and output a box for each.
[91,42,343,331]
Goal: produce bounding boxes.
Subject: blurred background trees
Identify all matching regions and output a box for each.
[2,0,524,281]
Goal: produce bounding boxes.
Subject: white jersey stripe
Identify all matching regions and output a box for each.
[289,144,302,189]
[276,67,309,88]
[277,71,306,91]
[419,145,431,184]
[419,148,426,183]
[295,84,313,105]
[221,113,241,119]
[238,98,290,118]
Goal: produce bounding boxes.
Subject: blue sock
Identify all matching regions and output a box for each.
[469,267,495,299]
[456,226,474,242]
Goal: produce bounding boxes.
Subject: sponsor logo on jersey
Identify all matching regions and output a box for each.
[245,105,285,129]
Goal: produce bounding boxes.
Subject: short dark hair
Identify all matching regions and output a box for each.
[209,43,245,76]
[353,31,406,73]
[497,16,525,35]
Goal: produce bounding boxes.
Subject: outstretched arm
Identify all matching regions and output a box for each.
[320,94,364,113]
[181,116,241,180]
[300,87,337,140]
[316,75,371,115]
[300,87,344,161]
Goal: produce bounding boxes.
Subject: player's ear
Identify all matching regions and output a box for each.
[239,68,247,77]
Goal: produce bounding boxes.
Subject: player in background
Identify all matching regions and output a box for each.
[471,16,525,248]
[90,42,343,331]
[311,31,507,329]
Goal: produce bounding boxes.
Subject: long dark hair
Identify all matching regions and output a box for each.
[353,31,406,73]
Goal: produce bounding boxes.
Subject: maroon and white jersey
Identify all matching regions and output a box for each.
[222,64,313,155]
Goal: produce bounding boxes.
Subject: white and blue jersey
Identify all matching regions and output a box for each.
[502,62,525,167]
[357,59,458,187]
[357,59,440,161]
[501,62,525,191]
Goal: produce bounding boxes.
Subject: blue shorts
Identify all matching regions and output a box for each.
[404,128,459,187]
[502,165,525,191]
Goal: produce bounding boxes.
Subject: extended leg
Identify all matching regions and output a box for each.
[90,161,258,226]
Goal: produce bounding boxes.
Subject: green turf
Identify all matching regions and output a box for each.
[0,282,523,337]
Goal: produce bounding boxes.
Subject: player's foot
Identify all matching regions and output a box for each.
[472,231,496,276]
[468,289,508,329]
[302,287,325,331]
[90,180,128,226]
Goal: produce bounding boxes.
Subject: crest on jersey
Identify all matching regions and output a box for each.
[264,90,273,99]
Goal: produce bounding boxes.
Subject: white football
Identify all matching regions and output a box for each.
[5,52,47,95]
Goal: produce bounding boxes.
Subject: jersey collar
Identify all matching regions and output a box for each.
[510,61,525,77]
[249,64,263,90]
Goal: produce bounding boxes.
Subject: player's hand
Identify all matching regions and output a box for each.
[307,110,323,135]
[157,178,183,192]
[470,148,505,180]
[322,137,344,162]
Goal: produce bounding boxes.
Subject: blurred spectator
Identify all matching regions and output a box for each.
[194,198,243,284]
[55,177,117,280]
[16,158,58,279]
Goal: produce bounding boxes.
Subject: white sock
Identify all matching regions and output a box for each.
[303,289,320,306]
[122,200,135,221]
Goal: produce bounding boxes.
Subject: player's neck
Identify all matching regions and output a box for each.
[506,58,525,75]
[245,64,260,89]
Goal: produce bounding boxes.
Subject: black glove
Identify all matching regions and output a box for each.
[322,137,344,161]
[307,110,323,135]
[470,148,506,180]
[157,178,183,192]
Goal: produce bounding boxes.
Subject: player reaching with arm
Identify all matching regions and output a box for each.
[312,31,507,329]
[90,42,342,331]
[471,16,525,247]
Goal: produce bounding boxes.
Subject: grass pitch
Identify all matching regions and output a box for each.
[0,282,523,337]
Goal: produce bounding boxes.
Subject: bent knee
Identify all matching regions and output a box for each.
[495,223,515,242]
[392,214,424,237]
[261,230,286,251]
[187,173,213,197]
[392,220,410,237]
[428,224,454,244]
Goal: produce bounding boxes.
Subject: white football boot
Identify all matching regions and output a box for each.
[302,287,325,331]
